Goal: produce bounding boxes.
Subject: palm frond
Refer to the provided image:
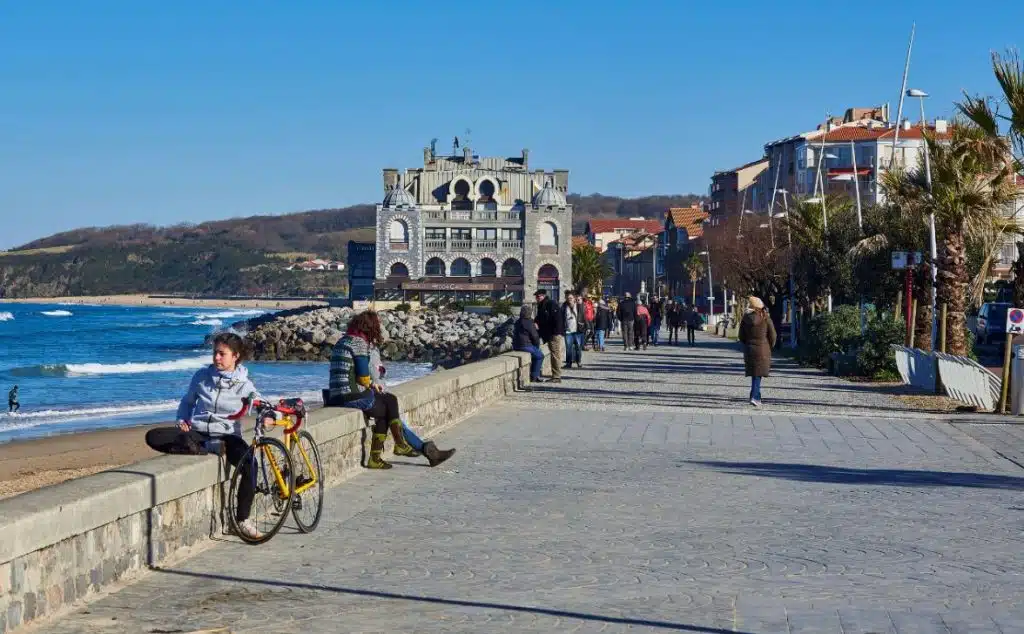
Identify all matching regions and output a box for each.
[847,233,890,260]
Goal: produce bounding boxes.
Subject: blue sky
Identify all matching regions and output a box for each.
[2,1,1022,249]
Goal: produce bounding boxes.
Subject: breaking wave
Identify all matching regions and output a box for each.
[190,318,223,327]
[0,312,13,322]
[10,355,209,377]
[41,310,73,317]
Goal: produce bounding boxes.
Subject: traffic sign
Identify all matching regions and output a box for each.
[1007,307,1024,334]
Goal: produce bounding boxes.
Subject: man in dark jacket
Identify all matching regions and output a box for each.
[686,306,702,346]
[533,290,564,383]
[616,293,637,351]
[513,305,545,383]
[666,301,682,345]
[594,299,613,351]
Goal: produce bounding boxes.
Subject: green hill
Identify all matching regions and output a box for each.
[1,194,701,298]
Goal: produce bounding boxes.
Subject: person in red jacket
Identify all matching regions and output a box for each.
[582,296,597,350]
[634,302,651,350]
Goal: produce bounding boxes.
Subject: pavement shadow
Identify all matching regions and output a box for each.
[150,568,750,633]
[688,460,1024,490]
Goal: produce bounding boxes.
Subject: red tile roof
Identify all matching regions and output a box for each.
[667,206,709,239]
[807,123,953,143]
[586,218,664,235]
[571,235,591,248]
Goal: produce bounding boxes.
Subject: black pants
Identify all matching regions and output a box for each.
[634,321,648,349]
[621,321,634,349]
[8,401,18,413]
[364,391,400,434]
[145,428,254,522]
[687,325,697,344]
[669,326,681,344]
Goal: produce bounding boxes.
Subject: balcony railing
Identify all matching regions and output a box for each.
[419,210,521,222]
[423,240,524,253]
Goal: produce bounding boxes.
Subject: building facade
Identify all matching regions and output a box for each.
[373,146,572,304]
[585,218,664,252]
[706,158,769,225]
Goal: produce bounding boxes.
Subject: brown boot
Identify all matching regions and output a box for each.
[422,441,456,467]
[366,433,392,469]
[389,420,421,457]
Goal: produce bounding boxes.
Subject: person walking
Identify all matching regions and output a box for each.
[562,292,585,369]
[582,295,597,351]
[738,296,777,407]
[616,292,637,351]
[686,305,702,346]
[513,304,545,384]
[533,290,564,383]
[649,299,663,346]
[595,299,613,352]
[666,301,682,345]
[635,301,651,350]
[7,385,19,414]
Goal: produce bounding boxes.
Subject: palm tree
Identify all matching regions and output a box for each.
[683,253,703,305]
[572,243,613,295]
[959,49,1024,305]
[889,123,1016,355]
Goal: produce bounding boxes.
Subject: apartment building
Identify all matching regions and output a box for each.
[373,145,572,304]
[706,157,769,225]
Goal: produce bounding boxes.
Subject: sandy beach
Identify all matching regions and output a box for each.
[0,294,328,310]
[0,424,165,500]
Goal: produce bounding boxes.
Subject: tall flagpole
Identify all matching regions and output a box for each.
[889,23,916,168]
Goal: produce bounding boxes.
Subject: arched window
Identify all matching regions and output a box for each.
[539,221,558,254]
[425,257,446,277]
[450,257,471,277]
[389,219,409,244]
[501,258,523,278]
[479,258,497,277]
[538,264,560,282]
[389,262,409,278]
[452,179,473,211]
[476,179,498,210]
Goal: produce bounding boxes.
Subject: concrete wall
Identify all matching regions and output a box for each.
[0,350,548,633]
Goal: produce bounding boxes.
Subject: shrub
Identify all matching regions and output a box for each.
[395,302,412,313]
[797,305,862,368]
[491,299,514,316]
[856,312,904,379]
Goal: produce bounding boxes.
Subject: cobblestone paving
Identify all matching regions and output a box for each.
[46,332,1024,633]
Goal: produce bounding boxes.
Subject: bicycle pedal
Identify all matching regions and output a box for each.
[292,496,303,510]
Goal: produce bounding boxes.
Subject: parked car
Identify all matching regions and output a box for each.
[976,302,1011,345]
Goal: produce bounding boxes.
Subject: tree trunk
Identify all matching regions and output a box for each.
[912,263,933,352]
[937,230,969,356]
[1013,242,1024,307]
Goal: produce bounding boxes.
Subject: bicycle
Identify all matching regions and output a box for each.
[227,397,324,544]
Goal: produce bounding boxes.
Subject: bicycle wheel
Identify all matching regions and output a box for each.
[228,436,294,545]
[290,430,324,533]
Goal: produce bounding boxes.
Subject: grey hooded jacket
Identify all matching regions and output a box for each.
[177,365,263,436]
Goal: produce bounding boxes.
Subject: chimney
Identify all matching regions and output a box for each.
[934,119,948,134]
[463,146,472,163]
[521,148,529,170]
[903,119,912,131]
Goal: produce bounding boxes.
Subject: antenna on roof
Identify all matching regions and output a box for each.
[465,128,473,152]
[430,138,437,157]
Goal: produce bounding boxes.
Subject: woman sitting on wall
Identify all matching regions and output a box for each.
[323,310,455,469]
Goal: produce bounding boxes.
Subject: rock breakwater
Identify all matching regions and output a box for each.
[236,307,515,367]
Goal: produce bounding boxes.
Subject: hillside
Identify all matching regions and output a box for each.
[1,193,700,298]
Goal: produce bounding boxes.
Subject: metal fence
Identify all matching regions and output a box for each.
[893,345,999,411]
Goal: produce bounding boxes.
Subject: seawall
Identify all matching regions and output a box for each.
[0,350,548,632]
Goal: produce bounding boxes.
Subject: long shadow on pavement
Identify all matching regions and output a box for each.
[688,460,1024,490]
[150,568,750,633]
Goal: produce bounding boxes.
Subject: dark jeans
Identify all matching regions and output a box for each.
[518,344,545,380]
[649,323,661,345]
[145,427,254,522]
[621,321,634,349]
[687,325,697,345]
[634,322,648,349]
[750,376,763,402]
[364,391,401,434]
[668,326,681,344]
[565,333,583,366]
[8,401,18,413]
[584,323,597,348]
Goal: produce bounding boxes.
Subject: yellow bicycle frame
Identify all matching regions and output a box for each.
[269,416,318,496]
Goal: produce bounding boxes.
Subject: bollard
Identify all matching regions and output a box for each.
[909,299,917,348]
[1000,332,1014,414]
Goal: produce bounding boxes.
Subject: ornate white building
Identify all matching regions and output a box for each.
[374,145,573,304]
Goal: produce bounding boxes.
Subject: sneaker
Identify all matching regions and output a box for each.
[550,377,562,383]
[750,399,761,408]
[235,518,263,540]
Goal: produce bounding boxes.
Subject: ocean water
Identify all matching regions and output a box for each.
[0,304,432,443]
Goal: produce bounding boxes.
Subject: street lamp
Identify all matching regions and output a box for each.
[775,188,797,347]
[908,87,937,349]
[698,250,714,326]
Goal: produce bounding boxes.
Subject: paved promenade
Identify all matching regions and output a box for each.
[47,332,1024,633]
